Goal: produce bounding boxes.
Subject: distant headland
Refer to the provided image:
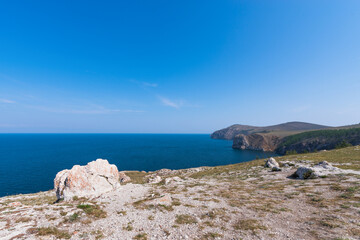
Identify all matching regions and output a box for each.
[211,121,360,154]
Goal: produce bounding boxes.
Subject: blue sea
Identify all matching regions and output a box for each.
[0,134,275,197]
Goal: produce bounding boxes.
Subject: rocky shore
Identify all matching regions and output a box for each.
[1,146,360,240]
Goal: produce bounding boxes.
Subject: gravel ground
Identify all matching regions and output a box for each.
[1,160,360,240]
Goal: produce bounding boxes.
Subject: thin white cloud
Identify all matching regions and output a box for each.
[130,80,158,88]
[142,82,158,88]
[158,96,182,109]
[0,98,16,104]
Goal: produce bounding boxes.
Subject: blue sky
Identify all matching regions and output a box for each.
[1,0,360,133]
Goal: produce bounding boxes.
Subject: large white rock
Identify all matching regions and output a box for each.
[54,159,120,201]
[293,161,340,179]
[293,166,318,179]
[265,157,280,168]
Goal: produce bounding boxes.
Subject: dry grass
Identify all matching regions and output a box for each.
[276,146,360,170]
[124,171,149,184]
[77,203,107,218]
[5,193,57,206]
[15,217,32,223]
[233,219,267,233]
[191,146,360,180]
[91,230,104,239]
[175,214,197,224]
[201,232,223,239]
[123,222,134,231]
[133,232,147,240]
[36,226,71,239]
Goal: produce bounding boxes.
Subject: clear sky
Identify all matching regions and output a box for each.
[1,0,360,133]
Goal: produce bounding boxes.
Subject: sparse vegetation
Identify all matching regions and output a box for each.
[175,214,197,224]
[36,227,71,239]
[15,217,31,223]
[91,230,104,239]
[2,146,360,240]
[123,222,134,231]
[67,212,80,222]
[202,232,223,239]
[133,232,147,240]
[77,203,107,218]
[124,171,149,184]
[233,219,267,233]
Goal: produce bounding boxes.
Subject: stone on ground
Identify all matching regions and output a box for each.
[54,158,120,201]
[293,161,341,179]
[265,157,280,169]
[147,175,162,184]
[119,171,131,183]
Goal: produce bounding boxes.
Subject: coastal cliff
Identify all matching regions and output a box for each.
[212,122,360,154]
[232,133,281,152]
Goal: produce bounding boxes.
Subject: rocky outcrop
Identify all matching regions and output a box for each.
[233,133,281,152]
[265,157,279,168]
[119,171,131,183]
[147,175,162,184]
[54,159,120,201]
[292,161,341,179]
[265,157,281,171]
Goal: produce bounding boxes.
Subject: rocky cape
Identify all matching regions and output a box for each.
[212,122,360,154]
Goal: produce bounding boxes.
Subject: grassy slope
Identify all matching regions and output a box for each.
[279,127,360,147]
[191,145,360,179]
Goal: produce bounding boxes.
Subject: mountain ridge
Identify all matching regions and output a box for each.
[211,121,329,140]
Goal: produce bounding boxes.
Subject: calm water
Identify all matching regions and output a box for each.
[0,134,275,197]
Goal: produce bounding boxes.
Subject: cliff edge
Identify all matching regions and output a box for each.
[212,122,360,154]
[232,133,281,152]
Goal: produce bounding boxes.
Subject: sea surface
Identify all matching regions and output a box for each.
[0,134,276,197]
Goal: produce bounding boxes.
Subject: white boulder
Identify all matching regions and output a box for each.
[293,161,340,179]
[165,176,183,185]
[265,157,280,168]
[293,166,318,179]
[54,159,120,201]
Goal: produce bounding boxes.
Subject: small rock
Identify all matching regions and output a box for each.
[8,202,22,207]
[147,175,162,184]
[165,176,182,184]
[265,157,279,168]
[149,194,172,206]
[119,171,131,183]
[315,161,335,169]
[272,166,282,172]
